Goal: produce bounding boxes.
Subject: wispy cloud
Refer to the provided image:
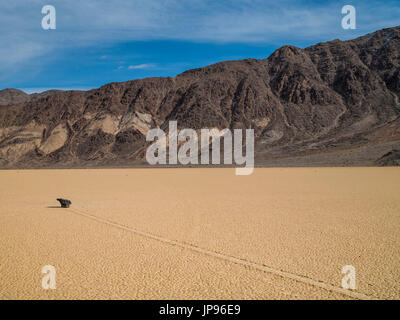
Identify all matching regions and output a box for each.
[127,64,155,70]
[1,0,399,83]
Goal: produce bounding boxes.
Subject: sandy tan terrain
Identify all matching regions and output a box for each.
[0,168,399,300]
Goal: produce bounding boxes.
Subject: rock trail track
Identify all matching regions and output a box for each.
[68,206,376,300]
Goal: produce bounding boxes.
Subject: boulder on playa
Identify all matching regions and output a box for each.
[57,198,71,208]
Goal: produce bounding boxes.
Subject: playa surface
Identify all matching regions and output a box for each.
[0,168,399,299]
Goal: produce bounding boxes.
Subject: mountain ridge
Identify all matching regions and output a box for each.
[1,26,399,168]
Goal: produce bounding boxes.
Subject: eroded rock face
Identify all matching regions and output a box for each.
[0,26,400,168]
[376,150,400,166]
[39,124,68,155]
[0,121,45,165]
[87,114,120,135]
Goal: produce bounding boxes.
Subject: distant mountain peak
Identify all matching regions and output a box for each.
[0,88,29,106]
[1,26,399,168]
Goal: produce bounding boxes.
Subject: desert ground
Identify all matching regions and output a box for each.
[0,168,399,300]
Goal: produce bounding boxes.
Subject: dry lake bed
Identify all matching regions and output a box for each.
[0,168,399,299]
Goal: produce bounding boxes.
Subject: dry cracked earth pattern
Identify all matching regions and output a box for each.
[0,168,399,299]
[0,26,400,300]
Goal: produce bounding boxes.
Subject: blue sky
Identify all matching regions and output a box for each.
[1,0,399,93]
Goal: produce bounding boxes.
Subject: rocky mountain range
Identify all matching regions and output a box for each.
[1,26,400,168]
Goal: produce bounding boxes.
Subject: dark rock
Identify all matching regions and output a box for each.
[57,198,71,208]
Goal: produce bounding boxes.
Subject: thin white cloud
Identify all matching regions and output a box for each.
[127,64,155,70]
[1,0,399,79]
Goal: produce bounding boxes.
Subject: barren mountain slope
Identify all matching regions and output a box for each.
[0,26,399,168]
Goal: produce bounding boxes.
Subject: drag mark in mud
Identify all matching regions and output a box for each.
[67,207,376,300]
